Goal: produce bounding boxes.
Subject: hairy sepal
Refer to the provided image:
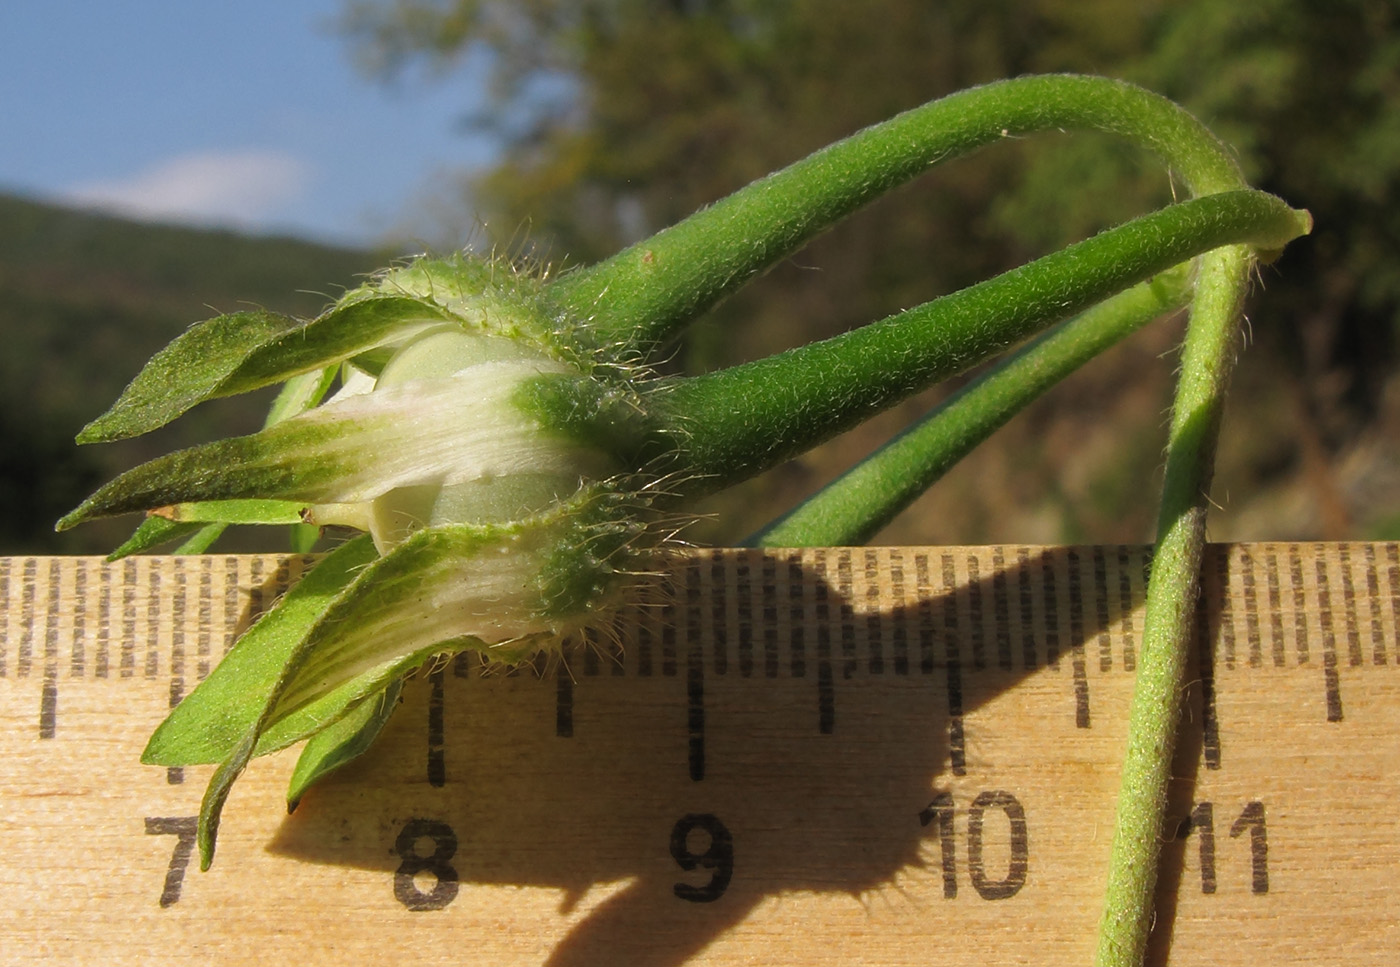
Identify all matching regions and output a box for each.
[77,297,454,444]
[60,363,600,530]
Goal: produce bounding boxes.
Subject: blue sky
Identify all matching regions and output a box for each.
[1,1,500,247]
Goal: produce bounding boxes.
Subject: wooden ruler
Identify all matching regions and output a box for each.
[0,544,1396,966]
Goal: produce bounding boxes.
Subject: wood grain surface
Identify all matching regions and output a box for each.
[1,544,1396,965]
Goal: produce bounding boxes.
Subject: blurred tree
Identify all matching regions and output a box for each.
[341,0,1400,542]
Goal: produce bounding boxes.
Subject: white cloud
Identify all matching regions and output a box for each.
[63,150,311,230]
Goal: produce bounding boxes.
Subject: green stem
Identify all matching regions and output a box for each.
[632,190,1305,494]
[547,74,1243,353]
[1094,244,1253,967]
[748,265,1193,547]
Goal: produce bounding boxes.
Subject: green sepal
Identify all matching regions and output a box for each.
[155,499,309,525]
[264,366,339,428]
[142,534,378,767]
[77,297,451,444]
[58,422,353,531]
[175,523,227,555]
[108,515,206,560]
[286,679,404,812]
[77,310,298,444]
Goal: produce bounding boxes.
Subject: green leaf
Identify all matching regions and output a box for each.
[77,297,451,444]
[286,679,403,812]
[108,515,205,560]
[142,534,378,766]
[175,523,227,555]
[264,366,339,427]
[217,296,453,400]
[78,310,299,444]
[156,499,309,525]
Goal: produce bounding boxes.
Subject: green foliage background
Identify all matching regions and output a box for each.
[5,0,1396,553]
[342,0,1400,545]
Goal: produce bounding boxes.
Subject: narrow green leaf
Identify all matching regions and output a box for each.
[157,499,308,525]
[142,534,377,766]
[175,523,227,555]
[77,298,451,444]
[77,310,299,444]
[216,296,453,399]
[264,365,339,427]
[749,265,1194,546]
[288,522,320,554]
[286,679,403,811]
[108,516,205,560]
[197,731,258,870]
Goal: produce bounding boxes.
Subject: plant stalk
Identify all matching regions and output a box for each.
[547,74,1245,353]
[1093,244,1253,967]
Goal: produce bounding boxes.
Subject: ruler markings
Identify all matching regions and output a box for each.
[17,558,37,678]
[1215,550,1236,671]
[1016,547,1037,670]
[991,547,1011,672]
[761,555,778,679]
[244,558,266,649]
[965,554,985,671]
[1041,552,1061,669]
[144,566,161,680]
[39,559,61,738]
[70,558,87,678]
[1240,549,1262,668]
[1340,544,1363,667]
[864,550,884,674]
[939,554,967,777]
[1116,547,1138,672]
[120,558,136,678]
[429,666,447,782]
[708,551,728,676]
[1315,553,1344,722]
[1289,545,1310,665]
[222,557,240,657]
[915,553,935,675]
[815,551,835,733]
[7,544,1394,757]
[1362,545,1385,666]
[1387,543,1400,665]
[1263,546,1286,668]
[834,552,854,680]
[196,557,212,681]
[96,560,111,678]
[886,549,907,674]
[1066,550,1090,728]
[1196,591,1222,771]
[0,557,10,676]
[686,627,705,782]
[1093,547,1112,673]
[735,553,753,678]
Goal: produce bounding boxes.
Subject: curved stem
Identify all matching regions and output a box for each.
[546,74,1244,353]
[748,265,1193,547]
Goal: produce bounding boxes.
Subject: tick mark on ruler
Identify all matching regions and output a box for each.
[688,644,705,781]
[1316,555,1344,722]
[39,560,60,738]
[428,667,446,786]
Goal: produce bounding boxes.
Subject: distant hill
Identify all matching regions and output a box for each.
[0,193,388,554]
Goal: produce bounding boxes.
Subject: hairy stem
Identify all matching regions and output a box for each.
[748,265,1193,547]
[632,191,1305,494]
[547,74,1244,353]
[1094,244,1253,967]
